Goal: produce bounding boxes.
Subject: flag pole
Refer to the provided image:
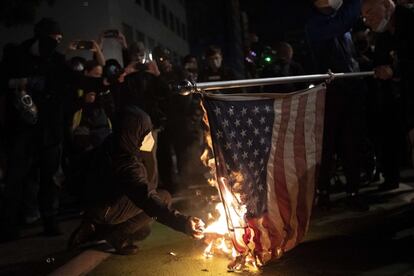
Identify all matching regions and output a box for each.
[175,71,374,95]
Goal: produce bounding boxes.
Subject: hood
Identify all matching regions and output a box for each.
[113,106,152,154]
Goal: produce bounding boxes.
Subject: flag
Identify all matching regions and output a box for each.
[203,84,326,263]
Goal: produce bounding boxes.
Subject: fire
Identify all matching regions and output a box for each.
[200,102,260,272]
[201,178,260,272]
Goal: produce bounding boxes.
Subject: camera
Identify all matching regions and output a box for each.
[103,29,119,38]
[134,62,149,71]
[75,40,94,50]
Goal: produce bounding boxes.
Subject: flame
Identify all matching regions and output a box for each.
[200,101,260,272]
[204,203,229,236]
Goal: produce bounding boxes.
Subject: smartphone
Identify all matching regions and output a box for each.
[103,29,119,38]
[141,51,153,64]
[76,40,94,50]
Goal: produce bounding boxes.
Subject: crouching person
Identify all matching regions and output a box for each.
[68,106,204,254]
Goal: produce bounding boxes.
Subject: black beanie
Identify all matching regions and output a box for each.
[34,17,62,37]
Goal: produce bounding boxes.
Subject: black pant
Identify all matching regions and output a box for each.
[85,189,171,241]
[367,81,401,182]
[318,81,363,194]
[1,131,61,231]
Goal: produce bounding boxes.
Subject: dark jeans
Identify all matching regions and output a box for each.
[368,81,401,183]
[1,131,61,231]
[85,189,171,239]
[318,81,363,194]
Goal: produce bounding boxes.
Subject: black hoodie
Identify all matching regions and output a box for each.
[84,106,189,233]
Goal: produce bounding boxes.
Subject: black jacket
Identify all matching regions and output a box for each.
[375,5,414,128]
[3,38,70,146]
[305,0,361,74]
[121,71,170,129]
[82,107,189,233]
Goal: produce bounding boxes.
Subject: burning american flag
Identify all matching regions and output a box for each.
[202,84,326,266]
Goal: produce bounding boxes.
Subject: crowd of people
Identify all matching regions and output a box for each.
[0,0,413,255]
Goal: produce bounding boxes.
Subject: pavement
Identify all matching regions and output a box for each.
[1,179,414,276]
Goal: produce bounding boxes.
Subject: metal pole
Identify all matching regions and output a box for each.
[176,71,374,95]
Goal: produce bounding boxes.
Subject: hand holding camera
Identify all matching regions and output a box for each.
[99,29,127,49]
[68,40,99,51]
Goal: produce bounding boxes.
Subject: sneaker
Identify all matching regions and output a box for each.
[345,194,369,212]
[114,243,139,255]
[107,235,139,255]
[67,221,96,250]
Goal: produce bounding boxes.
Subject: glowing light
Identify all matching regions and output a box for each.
[200,101,261,272]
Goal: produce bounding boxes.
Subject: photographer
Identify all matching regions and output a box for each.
[67,39,105,67]
[123,41,160,76]
[70,60,113,153]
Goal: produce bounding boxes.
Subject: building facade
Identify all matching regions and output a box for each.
[186,0,246,78]
[0,0,189,65]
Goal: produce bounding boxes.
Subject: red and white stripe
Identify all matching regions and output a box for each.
[248,85,326,261]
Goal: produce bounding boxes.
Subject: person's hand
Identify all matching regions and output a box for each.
[124,63,137,75]
[146,61,161,76]
[97,32,105,49]
[185,217,205,239]
[67,40,79,51]
[374,65,393,80]
[117,32,128,49]
[90,40,101,52]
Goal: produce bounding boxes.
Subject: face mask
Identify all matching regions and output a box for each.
[73,63,84,72]
[329,0,343,11]
[315,0,342,13]
[214,59,222,68]
[375,16,389,33]
[209,57,222,70]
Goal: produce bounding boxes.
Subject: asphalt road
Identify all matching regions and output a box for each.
[78,184,414,276]
[1,183,414,276]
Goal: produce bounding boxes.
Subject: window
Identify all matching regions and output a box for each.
[135,30,146,43]
[144,0,152,14]
[153,0,160,20]
[135,0,141,5]
[175,17,181,36]
[122,23,134,44]
[169,11,175,32]
[162,5,168,26]
[181,23,187,40]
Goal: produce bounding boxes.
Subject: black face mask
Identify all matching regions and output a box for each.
[39,36,58,57]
